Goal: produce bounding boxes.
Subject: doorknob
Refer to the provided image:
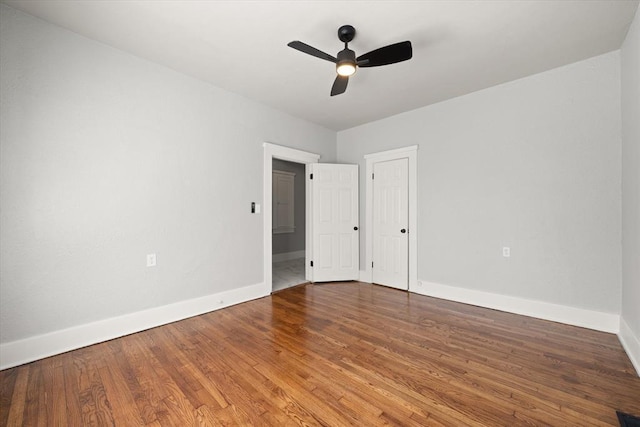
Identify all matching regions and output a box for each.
[400,229,406,233]
[354,226,359,231]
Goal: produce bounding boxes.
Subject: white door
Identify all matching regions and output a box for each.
[372,158,409,289]
[310,163,359,282]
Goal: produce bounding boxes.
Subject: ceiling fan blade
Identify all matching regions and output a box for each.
[331,75,348,96]
[288,41,337,63]
[357,41,412,67]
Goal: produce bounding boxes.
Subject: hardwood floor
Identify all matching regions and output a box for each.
[1,282,639,426]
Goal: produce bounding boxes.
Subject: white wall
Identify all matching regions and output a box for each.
[338,51,622,316]
[0,5,335,348]
[620,7,640,371]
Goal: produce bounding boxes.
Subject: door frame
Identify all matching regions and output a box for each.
[364,145,418,290]
[263,143,320,295]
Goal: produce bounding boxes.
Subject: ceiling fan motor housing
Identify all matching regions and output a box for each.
[337,48,356,63]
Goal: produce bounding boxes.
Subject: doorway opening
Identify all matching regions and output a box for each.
[272,159,306,292]
[263,143,320,295]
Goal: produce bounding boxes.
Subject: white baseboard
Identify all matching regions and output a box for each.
[0,282,266,371]
[619,318,640,376]
[412,280,620,334]
[272,250,305,263]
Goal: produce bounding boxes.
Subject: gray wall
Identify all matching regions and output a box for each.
[0,5,335,344]
[338,51,622,314]
[272,159,306,255]
[621,9,640,340]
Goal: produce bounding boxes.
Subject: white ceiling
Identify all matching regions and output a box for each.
[3,0,638,131]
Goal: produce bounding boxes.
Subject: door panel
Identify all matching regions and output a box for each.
[311,164,359,282]
[373,158,408,289]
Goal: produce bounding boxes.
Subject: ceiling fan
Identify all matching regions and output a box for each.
[287,25,412,96]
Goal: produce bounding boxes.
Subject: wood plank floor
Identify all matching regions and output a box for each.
[1,282,639,426]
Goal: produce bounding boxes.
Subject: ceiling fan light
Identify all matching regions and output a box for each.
[337,61,356,76]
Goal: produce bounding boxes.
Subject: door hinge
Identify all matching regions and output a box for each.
[310,260,314,267]
[372,173,374,179]
[310,173,313,180]
[372,261,374,268]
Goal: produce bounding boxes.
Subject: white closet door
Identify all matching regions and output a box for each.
[372,158,408,290]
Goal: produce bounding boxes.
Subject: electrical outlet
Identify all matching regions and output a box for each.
[502,247,510,258]
[146,253,157,267]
